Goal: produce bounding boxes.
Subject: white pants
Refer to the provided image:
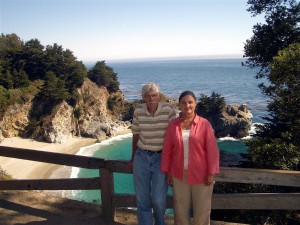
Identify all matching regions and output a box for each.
[172,171,213,225]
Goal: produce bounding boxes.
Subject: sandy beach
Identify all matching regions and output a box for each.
[0,137,97,179]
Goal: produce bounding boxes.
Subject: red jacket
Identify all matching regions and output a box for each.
[161,115,220,184]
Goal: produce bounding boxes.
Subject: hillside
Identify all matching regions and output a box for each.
[0,33,129,144]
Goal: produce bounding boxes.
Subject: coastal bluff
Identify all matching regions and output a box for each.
[0,79,130,144]
[0,79,252,143]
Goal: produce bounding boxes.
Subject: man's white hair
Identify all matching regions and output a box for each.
[142,82,160,97]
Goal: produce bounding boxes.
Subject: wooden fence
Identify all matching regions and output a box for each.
[0,146,300,224]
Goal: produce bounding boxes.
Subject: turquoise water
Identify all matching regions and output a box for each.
[71,134,134,204]
[71,134,248,204]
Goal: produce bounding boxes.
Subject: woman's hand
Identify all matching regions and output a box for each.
[205,174,215,186]
[166,173,173,187]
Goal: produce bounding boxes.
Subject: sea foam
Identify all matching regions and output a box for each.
[70,133,133,179]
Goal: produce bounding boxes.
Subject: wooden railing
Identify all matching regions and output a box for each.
[0,146,300,224]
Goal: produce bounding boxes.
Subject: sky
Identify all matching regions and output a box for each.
[0,0,264,62]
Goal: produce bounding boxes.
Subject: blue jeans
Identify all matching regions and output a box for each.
[133,148,167,225]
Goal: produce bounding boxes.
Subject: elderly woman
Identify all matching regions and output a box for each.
[161,90,220,225]
[131,82,176,225]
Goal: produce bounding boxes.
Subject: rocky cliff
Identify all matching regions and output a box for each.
[0,100,32,138]
[208,104,253,138]
[0,79,130,143]
[75,79,129,140]
[0,80,253,143]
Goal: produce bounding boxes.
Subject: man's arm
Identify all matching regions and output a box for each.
[131,133,139,161]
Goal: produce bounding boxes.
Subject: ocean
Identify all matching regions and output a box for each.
[71,58,269,204]
[108,58,268,123]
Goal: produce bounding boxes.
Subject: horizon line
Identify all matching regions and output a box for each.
[83,53,245,64]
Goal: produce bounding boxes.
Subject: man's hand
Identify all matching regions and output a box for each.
[127,160,133,169]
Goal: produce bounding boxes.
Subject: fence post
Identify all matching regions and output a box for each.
[100,168,115,224]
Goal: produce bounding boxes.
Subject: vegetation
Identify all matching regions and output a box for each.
[243,0,300,79]
[212,1,300,224]
[196,92,226,117]
[87,61,119,93]
[244,43,300,170]
[0,167,12,180]
[243,0,300,171]
[0,33,121,134]
[195,92,226,134]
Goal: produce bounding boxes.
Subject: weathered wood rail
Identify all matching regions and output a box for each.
[0,146,300,224]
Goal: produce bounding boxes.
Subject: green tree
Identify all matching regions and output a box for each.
[0,85,9,117]
[195,92,226,137]
[196,92,226,117]
[0,34,24,88]
[0,70,13,89]
[243,0,300,170]
[245,43,300,170]
[34,72,70,115]
[0,33,23,62]
[43,44,86,94]
[43,43,66,77]
[214,2,300,223]
[64,59,86,91]
[11,69,30,88]
[244,0,300,78]
[0,34,89,114]
[219,43,300,225]
[22,39,45,81]
[88,61,119,93]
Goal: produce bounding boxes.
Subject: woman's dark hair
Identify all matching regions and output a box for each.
[179,91,196,102]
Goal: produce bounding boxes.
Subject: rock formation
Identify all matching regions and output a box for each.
[76,79,129,141]
[0,100,33,138]
[209,104,253,138]
[32,101,75,143]
[0,79,130,144]
[0,78,252,143]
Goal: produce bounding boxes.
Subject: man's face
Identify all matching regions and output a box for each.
[143,90,160,106]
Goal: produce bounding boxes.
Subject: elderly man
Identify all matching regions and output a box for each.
[131,82,176,225]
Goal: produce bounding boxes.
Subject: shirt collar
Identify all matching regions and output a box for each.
[143,102,162,116]
[176,114,200,125]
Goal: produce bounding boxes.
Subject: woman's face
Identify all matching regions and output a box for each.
[179,94,196,115]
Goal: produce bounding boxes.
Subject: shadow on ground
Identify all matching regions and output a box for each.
[0,190,127,225]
